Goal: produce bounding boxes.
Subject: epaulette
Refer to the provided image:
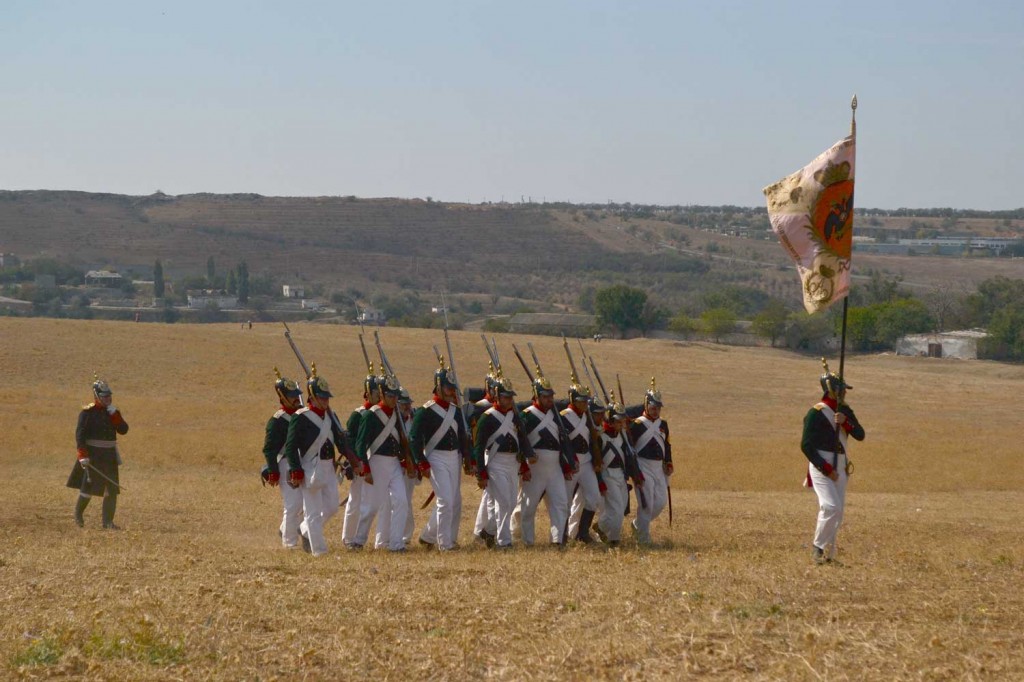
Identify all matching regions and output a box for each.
[83,402,96,410]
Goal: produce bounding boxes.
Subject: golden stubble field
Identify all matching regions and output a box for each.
[1,318,1022,680]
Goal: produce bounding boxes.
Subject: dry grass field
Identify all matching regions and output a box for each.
[1,318,1022,680]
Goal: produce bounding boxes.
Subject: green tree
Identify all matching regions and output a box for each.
[153,259,165,299]
[751,301,789,347]
[784,312,835,351]
[594,284,647,338]
[236,262,250,304]
[979,304,1024,361]
[700,307,736,343]
[667,311,698,337]
[226,269,237,295]
[206,256,216,283]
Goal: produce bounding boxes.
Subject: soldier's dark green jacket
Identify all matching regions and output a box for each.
[800,398,864,473]
[283,405,350,472]
[409,397,469,464]
[355,403,403,464]
[520,403,574,473]
[262,407,297,471]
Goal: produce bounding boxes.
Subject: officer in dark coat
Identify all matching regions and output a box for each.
[67,378,129,529]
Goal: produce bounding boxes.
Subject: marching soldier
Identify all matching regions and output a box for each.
[562,383,605,543]
[67,377,129,529]
[261,370,304,548]
[412,363,469,551]
[375,388,422,549]
[518,371,572,545]
[473,374,533,549]
[354,376,413,552]
[628,378,672,545]
[802,367,865,564]
[342,367,381,549]
[472,368,500,546]
[283,368,352,556]
[595,397,639,546]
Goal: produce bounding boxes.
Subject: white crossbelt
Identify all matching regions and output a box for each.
[525,404,559,447]
[632,416,665,457]
[484,408,517,455]
[298,408,333,463]
[424,400,458,455]
[560,408,589,442]
[368,405,399,456]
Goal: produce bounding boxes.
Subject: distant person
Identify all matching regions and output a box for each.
[562,383,605,544]
[471,369,500,547]
[248,319,252,330]
[261,370,304,549]
[628,378,672,545]
[341,367,382,549]
[801,369,865,565]
[594,398,639,546]
[518,372,571,545]
[67,377,129,529]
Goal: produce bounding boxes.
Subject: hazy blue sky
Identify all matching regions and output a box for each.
[3,1,1022,209]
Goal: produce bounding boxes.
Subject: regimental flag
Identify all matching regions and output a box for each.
[763,136,856,313]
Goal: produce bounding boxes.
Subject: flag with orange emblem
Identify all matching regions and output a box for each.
[763,136,855,313]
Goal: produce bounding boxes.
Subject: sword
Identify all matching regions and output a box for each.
[81,460,125,492]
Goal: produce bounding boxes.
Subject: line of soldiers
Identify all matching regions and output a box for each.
[261,359,673,555]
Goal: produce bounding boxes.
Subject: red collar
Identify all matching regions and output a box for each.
[377,401,395,417]
[308,404,326,418]
[822,397,839,410]
[362,400,373,410]
[433,394,451,409]
[280,402,299,415]
[531,399,549,413]
[569,403,585,416]
[602,421,618,435]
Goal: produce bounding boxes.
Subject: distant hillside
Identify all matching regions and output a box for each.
[2,190,1022,315]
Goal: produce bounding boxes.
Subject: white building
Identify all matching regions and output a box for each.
[896,330,987,360]
[282,284,305,299]
[187,294,239,309]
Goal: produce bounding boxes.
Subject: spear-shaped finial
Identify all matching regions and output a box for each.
[310,362,318,378]
[850,94,858,138]
[273,366,282,380]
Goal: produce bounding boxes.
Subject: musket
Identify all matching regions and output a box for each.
[558,335,603,450]
[358,334,373,376]
[372,331,414,469]
[575,338,600,399]
[511,343,536,383]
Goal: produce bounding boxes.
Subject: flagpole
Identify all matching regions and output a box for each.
[837,95,856,383]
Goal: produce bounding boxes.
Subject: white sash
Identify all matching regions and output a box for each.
[484,408,517,456]
[368,405,399,457]
[633,416,666,457]
[601,432,623,469]
[298,408,333,464]
[561,408,589,443]
[273,409,293,462]
[424,400,458,455]
[814,402,849,450]
[525,404,559,448]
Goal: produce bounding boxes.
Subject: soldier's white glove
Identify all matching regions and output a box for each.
[106,404,117,415]
[80,458,91,469]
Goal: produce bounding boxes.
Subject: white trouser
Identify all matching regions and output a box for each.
[566,452,603,537]
[356,456,409,551]
[419,450,462,550]
[519,449,569,545]
[809,452,848,558]
[299,458,340,556]
[341,476,364,546]
[474,488,497,537]
[278,457,304,548]
[509,487,526,538]
[633,458,668,543]
[376,471,417,549]
[598,467,628,542]
[486,453,520,547]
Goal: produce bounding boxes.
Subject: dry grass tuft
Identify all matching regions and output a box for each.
[1,318,1023,679]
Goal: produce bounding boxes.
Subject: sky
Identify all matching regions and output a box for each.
[3,1,1022,210]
